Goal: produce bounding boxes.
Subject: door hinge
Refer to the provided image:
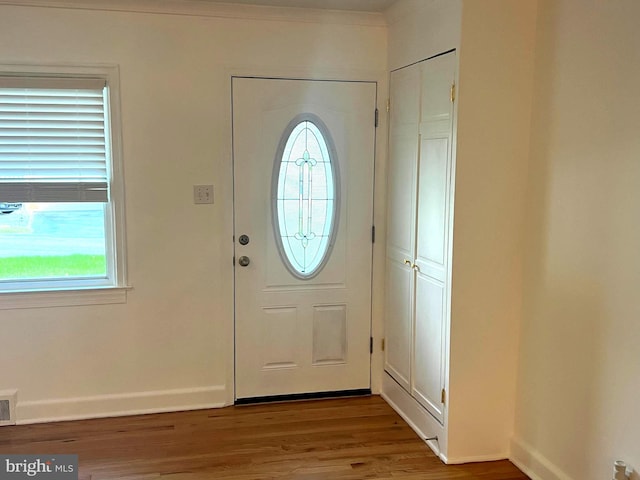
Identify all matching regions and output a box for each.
[232,256,235,266]
[381,338,385,351]
[370,337,374,354]
[450,83,456,103]
[441,388,446,404]
[386,98,390,113]
[375,108,379,128]
[371,225,376,243]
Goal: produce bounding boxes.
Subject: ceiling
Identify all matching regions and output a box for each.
[191,0,397,13]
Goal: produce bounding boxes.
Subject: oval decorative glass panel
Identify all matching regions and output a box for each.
[273,115,339,279]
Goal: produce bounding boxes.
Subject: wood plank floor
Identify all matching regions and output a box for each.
[0,396,528,480]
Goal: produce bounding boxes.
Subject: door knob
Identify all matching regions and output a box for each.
[239,234,250,245]
[238,256,251,267]
[404,259,412,266]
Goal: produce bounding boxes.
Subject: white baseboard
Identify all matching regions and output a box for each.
[381,372,446,462]
[382,373,514,466]
[445,452,510,464]
[510,436,573,480]
[15,385,227,424]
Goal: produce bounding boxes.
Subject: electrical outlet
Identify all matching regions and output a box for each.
[194,185,214,204]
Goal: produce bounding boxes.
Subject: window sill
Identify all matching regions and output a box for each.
[0,286,131,310]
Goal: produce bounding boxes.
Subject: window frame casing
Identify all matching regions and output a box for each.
[0,64,128,306]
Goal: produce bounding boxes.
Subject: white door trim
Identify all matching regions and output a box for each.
[231,75,378,402]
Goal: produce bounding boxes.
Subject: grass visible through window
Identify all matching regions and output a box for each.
[0,255,106,280]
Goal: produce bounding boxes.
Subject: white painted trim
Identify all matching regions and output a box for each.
[381,372,446,462]
[0,286,130,310]
[445,453,510,464]
[510,436,573,480]
[0,0,387,26]
[228,67,384,85]
[382,376,509,466]
[103,63,129,293]
[0,63,129,304]
[16,385,227,424]
[226,66,386,406]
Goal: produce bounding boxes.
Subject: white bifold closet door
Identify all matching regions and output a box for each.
[384,51,456,425]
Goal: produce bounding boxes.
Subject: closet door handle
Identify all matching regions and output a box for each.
[404,259,419,270]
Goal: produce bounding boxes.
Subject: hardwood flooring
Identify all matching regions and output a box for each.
[0,396,528,479]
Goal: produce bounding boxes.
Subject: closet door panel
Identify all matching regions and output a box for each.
[386,132,418,263]
[416,134,449,273]
[384,66,420,388]
[386,66,419,262]
[414,52,455,280]
[412,52,456,425]
[384,258,413,389]
[413,274,445,423]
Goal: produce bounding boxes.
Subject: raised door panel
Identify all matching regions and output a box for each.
[386,132,418,263]
[415,53,455,282]
[413,51,456,424]
[384,258,413,390]
[386,66,419,262]
[416,134,449,274]
[412,274,445,423]
[384,66,420,388]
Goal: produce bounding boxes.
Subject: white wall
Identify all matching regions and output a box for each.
[8,3,637,477]
[448,0,537,462]
[512,1,640,479]
[385,0,537,463]
[0,2,387,422]
[386,0,462,71]
[383,0,462,461]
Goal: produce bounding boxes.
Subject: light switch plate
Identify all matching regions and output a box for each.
[194,185,214,204]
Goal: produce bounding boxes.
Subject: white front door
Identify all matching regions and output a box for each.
[233,77,376,401]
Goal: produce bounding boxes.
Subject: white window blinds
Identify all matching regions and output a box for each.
[0,76,109,202]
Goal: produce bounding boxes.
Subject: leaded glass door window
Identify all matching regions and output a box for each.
[273,114,339,279]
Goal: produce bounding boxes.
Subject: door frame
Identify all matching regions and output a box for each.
[230,74,380,404]
[381,50,459,459]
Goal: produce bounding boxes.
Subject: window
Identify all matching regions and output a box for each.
[273,115,339,279]
[0,66,126,300]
